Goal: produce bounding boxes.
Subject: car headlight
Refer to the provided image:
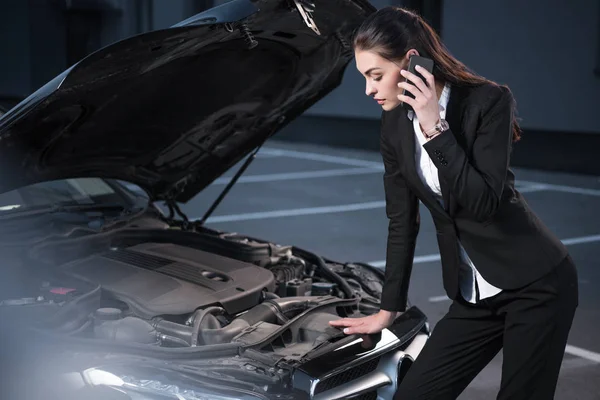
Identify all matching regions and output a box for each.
[82,367,261,400]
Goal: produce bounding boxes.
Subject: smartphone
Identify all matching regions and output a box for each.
[401,55,434,111]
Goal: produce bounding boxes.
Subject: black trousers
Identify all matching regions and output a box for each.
[395,255,579,400]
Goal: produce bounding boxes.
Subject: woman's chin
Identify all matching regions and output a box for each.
[382,101,401,111]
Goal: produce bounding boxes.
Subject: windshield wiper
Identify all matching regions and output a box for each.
[52,203,127,213]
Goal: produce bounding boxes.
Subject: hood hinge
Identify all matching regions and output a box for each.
[290,0,320,35]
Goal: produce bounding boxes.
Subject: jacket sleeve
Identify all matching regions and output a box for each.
[422,85,515,222]
[379,116,420,312]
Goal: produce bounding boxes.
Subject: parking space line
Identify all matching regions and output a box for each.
[201,201,386,223]
[428,295,450,303]
[517,184,549,193]
[213,167,381,185]
[262,147,600,195]
[261,147,385,169]
[369,254,441,268]
[561,234,600,245]
[518,180,600,197]
[367,233,600,268]
[256,152,284,159]
[565,345,600,363]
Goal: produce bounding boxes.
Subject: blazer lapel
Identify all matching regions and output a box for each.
[439,84,470,216]
[393,107,451,221]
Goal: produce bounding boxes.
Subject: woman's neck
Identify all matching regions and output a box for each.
[435,81,446,100]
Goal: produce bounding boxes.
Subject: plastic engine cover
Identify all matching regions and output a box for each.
[59,243,276,318]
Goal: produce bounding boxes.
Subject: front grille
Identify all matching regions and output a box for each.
[352,392,378,400]
[314,357,380,395]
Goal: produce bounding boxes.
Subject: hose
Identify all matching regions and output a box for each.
[292,246,357,300]
[153,319,194,345]
[198,298,311,345]
[190,306,224,347]
[159,334,191,347]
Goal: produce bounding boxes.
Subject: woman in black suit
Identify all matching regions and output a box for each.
[329,6,578,400]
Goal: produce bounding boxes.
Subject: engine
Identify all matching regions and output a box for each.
[60,242,277,318]
[0,227,384,349]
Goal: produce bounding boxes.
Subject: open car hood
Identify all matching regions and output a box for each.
[0,0,374,202]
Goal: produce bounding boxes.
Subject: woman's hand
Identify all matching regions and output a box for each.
[328,310,401,335]
[397,65,440,132]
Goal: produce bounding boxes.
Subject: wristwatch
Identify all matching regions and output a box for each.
[423,119,449,139]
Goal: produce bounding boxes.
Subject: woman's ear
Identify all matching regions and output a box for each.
[405,49,420,61]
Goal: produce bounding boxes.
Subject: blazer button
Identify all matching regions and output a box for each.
[441,160,448,166]
[434,150,442,155]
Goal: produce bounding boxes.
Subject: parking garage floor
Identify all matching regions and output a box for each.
[178,139,600,400]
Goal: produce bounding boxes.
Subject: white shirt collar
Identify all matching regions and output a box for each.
[407,82,451,121]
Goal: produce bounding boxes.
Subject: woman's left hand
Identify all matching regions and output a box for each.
[397,65,440,132]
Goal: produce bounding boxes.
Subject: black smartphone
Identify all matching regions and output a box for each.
[401,55,434,111]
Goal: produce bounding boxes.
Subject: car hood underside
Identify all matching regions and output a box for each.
[0,0,374,202]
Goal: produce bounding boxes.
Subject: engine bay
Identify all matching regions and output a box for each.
[0,226,385,353]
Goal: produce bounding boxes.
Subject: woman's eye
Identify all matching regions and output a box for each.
[373,76,382,82]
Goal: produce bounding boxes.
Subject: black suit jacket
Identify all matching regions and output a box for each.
[379,82,568,312]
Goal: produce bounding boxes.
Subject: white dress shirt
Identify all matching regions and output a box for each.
[408,83,502,304]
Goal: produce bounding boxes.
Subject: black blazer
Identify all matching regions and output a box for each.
[379,82,568,312]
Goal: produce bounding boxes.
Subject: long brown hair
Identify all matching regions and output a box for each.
[353,7,521,142]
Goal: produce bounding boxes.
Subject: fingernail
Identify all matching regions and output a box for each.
[343,328,349,334]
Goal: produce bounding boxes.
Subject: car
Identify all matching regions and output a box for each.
[0,0,429,399]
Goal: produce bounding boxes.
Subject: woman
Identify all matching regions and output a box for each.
[329,6,578,400]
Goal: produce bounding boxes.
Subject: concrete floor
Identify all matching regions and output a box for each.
[179,139,600,400]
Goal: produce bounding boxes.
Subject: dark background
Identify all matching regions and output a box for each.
[1,0,599,174]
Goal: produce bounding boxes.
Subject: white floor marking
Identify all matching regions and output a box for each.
[369,254,441,268]
[260,147,385,169]
[428,295,451,303]
[561,234,600,246]
[261,147,600,196]
[212,167,381,185]
[564,345,600,363]
[199,201,386,223]
[518,180,600,197]
[516,184,549,193]
[367,233,600,268]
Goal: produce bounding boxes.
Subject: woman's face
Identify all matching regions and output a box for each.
[355,49,413,111]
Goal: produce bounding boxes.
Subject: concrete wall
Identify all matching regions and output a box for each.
[306,0,600,134]
[2,0,598,134]
[0,1,32,98]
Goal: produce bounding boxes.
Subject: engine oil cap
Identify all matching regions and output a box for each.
[94,307,123,321]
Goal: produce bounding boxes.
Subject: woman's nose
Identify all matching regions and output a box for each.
[365,82,376,97]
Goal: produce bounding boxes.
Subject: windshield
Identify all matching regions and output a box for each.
[0,178,147,215]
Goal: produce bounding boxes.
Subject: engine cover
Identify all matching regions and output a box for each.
[59,243,276,318]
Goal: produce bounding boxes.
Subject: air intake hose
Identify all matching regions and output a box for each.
[198,297,312,345]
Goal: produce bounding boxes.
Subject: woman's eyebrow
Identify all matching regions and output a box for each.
[365,67,382,75]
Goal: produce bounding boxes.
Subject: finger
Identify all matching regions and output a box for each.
[397,82,424,101]
[397,94,417,107]
[329,318,358,327]
[342,326,362,335]
[400,69,430,96]
[416,65,435,89]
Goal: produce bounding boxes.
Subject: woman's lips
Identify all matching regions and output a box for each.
[375,99,385,105]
